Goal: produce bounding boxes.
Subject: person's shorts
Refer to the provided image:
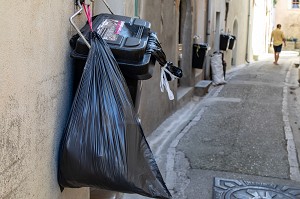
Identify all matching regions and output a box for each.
[273,44,282,53]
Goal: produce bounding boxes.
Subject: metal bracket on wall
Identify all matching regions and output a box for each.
[70,0,91,48]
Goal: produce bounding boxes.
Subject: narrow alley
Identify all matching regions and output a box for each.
[3,1,300,199]
[121,53,300,199]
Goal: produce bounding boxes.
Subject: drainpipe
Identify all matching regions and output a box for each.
[135,0,138,16]
[206,0,212,44]
[245,0,251,63]
[225,2,229,29]
[205,0,212,79]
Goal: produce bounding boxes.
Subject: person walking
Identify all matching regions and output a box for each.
[270,24,286,65]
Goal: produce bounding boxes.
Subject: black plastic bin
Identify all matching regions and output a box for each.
[228,35,236,50]
[70,13,156,104]
[192,43,208,69]
[219,34,229,51]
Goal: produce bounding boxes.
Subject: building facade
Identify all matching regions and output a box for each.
[275,0,300,49]
[275,0,300,39]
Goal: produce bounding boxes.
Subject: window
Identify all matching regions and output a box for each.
[292,0,300,8]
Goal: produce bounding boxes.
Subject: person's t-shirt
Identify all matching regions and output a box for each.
[271,28,285,46]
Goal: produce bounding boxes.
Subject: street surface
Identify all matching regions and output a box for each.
[97,52,300,199]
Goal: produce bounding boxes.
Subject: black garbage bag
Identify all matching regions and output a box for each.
[147,32,182,81]
[58,32,172,199]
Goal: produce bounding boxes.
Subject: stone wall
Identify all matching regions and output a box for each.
[0,1,90,199]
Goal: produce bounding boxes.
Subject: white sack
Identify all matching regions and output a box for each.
[211,53,226,85]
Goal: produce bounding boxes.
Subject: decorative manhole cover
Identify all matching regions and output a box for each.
[214,178,300,199]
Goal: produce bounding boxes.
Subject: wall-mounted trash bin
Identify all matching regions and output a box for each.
[192,43,208,69]
[219,34,229,51]
[228,35,236,50]
[70,13,156,105]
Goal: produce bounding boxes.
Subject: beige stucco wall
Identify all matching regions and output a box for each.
[224,0,250,66]
[275,0,300,41]
[194,0,207,43]
[94,0,135,16]
[194,0,250,72]
[205,0,226,52]
[0,1,92,199]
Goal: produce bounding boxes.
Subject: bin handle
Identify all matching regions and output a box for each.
[70,0,91,49]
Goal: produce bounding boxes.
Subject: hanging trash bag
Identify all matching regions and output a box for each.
[58,32,172,199]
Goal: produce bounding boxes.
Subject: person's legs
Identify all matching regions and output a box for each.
[275,52,279,64]
[273,52,277,64]
[273,45,278,64]
[277,44,282,64]
[273,44,282,65]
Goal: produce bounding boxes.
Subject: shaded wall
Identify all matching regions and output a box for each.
[138,0,178,135]
[0,1,95,199]
[180,0,196,87]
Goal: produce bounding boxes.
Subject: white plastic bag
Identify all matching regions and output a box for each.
[211,53,226,85]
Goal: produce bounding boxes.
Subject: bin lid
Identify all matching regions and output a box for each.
[229,35,236,40]
[193,43,209,48]
[220,34,230,38]
[70,13,156,80]
[73,13,151,63]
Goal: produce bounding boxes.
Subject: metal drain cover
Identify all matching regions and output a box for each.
[213,178,300,199]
